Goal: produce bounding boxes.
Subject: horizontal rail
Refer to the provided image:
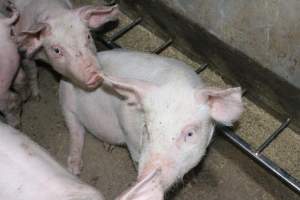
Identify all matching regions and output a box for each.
[94,35,121,49]
[218,125,300,194]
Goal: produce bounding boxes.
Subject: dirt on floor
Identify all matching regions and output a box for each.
[19,11,299,200]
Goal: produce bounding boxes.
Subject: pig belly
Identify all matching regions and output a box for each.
[75,88,125,145]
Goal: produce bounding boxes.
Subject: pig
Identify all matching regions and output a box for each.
[0,8,23,128]
[0,121,104,200]
[59,50,244,191]
[0,121,163,200]
[6,0,118,98]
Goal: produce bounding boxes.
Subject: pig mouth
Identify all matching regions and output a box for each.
[138,158,177,190]
[82,63,103,89]
[86,72,103,89]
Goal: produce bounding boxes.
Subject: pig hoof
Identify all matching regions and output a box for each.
[67,156,83,176]
[103,142,114,152]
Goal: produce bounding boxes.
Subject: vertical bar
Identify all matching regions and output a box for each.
[108,17,142,42]
[195,63,208,74]
[255,118,291,155]
[151,39,173,54]
[242,88,247,96]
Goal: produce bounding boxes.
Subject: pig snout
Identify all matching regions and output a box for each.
[138,153,177,190]
[68,57,103,90]
[83,62,103,89]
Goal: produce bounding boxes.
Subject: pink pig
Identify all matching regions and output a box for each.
[7,0,118,98]
[59,50,244,193]
[0,8,23,128]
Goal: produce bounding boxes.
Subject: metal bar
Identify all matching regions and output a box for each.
[255,118,291,155]
[105,0,117,6]
[108,17,142,42]
[95,35,121,49]
[218,125,300,194]
[242,88,247,96]
[195,63,208,74]
[151,39,173,54]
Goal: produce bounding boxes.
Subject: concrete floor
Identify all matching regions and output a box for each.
[20,12,299,200]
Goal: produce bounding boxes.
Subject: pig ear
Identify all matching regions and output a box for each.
[75,5,119,29]
[197,87,243,126]
[18,22,50,57]
[104,75,156,106]
[115,169,164,200]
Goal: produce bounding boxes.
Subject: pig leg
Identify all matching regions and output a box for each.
[12,67,31,102]
[103,142,115,152]
[0,92,22,128]
[64,111,86,175]
[22,59,40,100]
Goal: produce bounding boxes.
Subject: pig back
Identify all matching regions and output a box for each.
[13,0,71,11]
[97,49,203,88]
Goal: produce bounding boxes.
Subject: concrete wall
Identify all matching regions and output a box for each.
[165,0,300,89]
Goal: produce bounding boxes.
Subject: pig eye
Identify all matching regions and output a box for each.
[182,128,196,143]
[50,45,63,57]
[54,48,60,54]
[87,34,91,40]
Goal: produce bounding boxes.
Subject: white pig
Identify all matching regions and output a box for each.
[59,50,243,191]
[0,121,163,200]
[0,121,104,200]
[5,0,118,98]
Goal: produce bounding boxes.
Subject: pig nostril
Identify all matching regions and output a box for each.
[76,51,83,57]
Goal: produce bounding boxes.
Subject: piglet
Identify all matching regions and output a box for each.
[0,121,104,200]
[11,0,119,98]
[0,8,22,127]
[59,50,244,192]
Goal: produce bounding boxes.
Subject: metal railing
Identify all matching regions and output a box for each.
[93,16,300,195]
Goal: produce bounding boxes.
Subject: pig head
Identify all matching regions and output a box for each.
[106,75,243,190]
[17,3,118,90]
